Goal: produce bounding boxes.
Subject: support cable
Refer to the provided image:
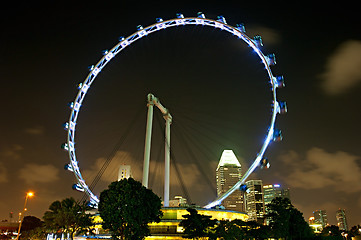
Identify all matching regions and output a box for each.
[171,120,217,197]
[154,112,192,203]
[79,104,145,204]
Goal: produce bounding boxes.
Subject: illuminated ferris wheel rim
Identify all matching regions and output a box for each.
[63,13,286,208]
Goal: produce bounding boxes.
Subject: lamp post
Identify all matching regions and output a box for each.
[16,191,34,240]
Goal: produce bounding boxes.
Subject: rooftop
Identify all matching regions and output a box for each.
[216,150,241,171]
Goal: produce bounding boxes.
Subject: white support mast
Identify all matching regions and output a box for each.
[163,112,172,207]
[142,93,172,207]
[142,94,154,188]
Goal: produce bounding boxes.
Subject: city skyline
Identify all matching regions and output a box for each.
[1,2,360,227]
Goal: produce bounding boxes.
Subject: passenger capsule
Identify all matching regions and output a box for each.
[273,129,283,142]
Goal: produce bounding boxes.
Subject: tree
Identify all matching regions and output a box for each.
[21,216,43,232]
[210,220,246,240]
[267,197,292,239]
[209,220,230,240]
[349,225,361,238]
[98,178,163,240]
[43,197,93,239]
[210,219,270,240]
[267,197,313,240]
[321,225,343,239]
[242,220,271,239]
[180,208,217,239]
[288,208,314,239]
[19,216,44,240]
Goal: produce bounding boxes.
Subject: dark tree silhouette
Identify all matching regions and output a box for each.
[321,225,343,239]
[43,197,93,239]
[98,178,162,240]
[180,208,217,239]
[267,197,313,240]
[21,216,43,232]
[19,216,44,240]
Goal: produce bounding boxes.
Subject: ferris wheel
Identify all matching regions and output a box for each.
[62,12,287,208]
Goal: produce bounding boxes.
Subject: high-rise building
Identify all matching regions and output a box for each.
[313,210,328,228]
[118,165,132,181]
[263,184,290,225]
[336,209,348,231]
[263,184,290,206]
[245,180,265,223]
[216,150,243,212]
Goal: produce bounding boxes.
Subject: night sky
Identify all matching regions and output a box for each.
[1,2,361,227]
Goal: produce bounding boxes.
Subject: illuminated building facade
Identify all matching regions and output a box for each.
[245,180,265,223]
[0,222,18,234]
[336,209,348,231]
[216,150,243,212]
[263,184,290,206]
[169,196,188,207]
[118,165,132,181]
[263,184,290,225]
[313,210,328,228]
[308,216,323,233]
[147,207,248,239]
[89,207,248,240]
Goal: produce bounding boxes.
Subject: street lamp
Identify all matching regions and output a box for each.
[15,191,34,240]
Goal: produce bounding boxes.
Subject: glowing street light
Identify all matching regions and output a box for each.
[16,191,34,240]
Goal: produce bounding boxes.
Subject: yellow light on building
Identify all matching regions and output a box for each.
[146,207,248,239]
[91,207,248,240]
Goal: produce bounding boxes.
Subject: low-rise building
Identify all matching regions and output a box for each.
[88,207,248,240]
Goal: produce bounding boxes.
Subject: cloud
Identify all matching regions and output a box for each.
[82,151,205,186]
[0,144,23,160]
[24,126,44,135]
[247,26,281,45]
[18,163,59,184]
[279,147,361,193]
[82,151,139,183]
[81,151,216,201]
[321,40,361,94]
[0,162,7,183]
